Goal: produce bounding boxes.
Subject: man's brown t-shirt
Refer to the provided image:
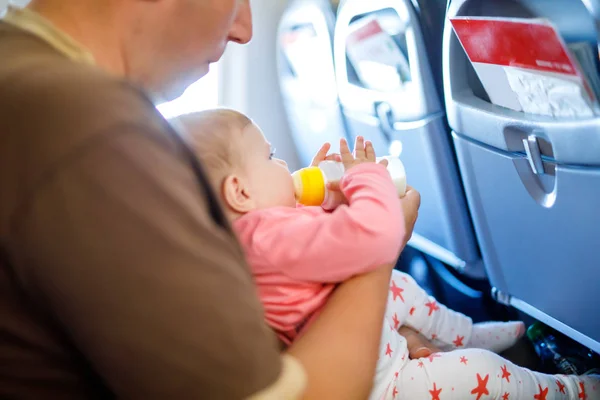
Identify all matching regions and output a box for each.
[0,21,284,398]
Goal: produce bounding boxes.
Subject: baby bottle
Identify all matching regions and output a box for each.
[292,156,407,210]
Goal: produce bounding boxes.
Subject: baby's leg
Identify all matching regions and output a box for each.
[390,348,600,400]
[468,321,527,353]
[386,270,523,353]
[385,270,472,349]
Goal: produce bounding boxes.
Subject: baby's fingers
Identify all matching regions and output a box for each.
[353,136,366,160]
[310,142,331,167]
[326,181,341,192]
[340,138,354,168]
[324,153,342,162]
[365,140,376,162]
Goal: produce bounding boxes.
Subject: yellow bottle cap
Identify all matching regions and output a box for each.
[291,167,326,206]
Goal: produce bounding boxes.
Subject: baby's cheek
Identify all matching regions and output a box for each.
[285,179,298,206]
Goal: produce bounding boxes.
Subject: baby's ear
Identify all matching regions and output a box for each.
[221,174,254,214]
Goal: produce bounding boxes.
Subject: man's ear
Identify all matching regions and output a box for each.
[221,174,254,214]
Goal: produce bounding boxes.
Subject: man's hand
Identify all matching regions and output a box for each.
[400,185,420,246]
[398,326,442,359]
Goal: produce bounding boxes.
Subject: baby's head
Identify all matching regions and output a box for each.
[178,109,296,220]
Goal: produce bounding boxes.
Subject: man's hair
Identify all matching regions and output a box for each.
[177,109,253,189]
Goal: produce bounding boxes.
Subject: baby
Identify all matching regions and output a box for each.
[179,109,600,400]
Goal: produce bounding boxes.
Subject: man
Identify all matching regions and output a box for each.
[0,1,422,398]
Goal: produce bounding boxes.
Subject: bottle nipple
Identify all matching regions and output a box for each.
[291,167,326,206]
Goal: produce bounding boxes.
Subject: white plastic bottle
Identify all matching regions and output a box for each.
[292,156,407,210]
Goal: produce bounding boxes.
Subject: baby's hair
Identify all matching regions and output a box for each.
[177,109,253,188]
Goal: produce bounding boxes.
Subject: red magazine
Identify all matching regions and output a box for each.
[450,17,598,118]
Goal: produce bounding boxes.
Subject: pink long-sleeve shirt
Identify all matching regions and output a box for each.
[234,163,405,343]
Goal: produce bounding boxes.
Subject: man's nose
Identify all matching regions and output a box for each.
[228,1,253,44]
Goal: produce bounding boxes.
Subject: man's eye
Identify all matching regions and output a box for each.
[269,148,276,159]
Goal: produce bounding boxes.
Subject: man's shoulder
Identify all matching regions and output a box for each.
[0,24,165,136]
[0,22,179,165]
[0,24,185,228]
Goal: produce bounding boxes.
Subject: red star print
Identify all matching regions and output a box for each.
[393,386,398,398]
[556,380,566,394]
[392,313,400,329]
[427,353,441,363]
[460,356,468,365]
[534,384,548,400]
[431,333,438,340]
[425,301,440,316]
[390,281,404,302]
[471,373,490,400]
[409,306,416,316]
[502,392,510,400]
[394,371,399,378]
[385,343,393,358]
[418,361,424,368]
[453,335,465,347]
[429,383,442,400]
[579,382,586,399]
[501,365,511,383]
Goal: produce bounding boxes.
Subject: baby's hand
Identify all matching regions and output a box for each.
[340,136,388,171]
[310,142,342,167]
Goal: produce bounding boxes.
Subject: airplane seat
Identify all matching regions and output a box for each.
[276,0,352,167]
[412,0,449,100]
[333,0,507,320]
[444,0,600,352]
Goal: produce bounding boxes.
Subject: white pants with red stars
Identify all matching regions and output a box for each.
[369,270,600,400]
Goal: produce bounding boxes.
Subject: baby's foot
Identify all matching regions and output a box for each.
[467,321,525,353]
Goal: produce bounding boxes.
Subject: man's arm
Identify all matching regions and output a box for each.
[287,265,393,399]
[10,127,293,399]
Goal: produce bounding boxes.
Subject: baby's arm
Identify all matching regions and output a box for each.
[250,163,404,283]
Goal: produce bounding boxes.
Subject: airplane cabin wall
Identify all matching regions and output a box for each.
[220,0,301,171]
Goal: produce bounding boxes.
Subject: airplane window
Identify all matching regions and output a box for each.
[157,63,220,119]
[1,0,31,14]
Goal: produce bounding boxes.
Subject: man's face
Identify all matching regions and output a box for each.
[128,0,252,100]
